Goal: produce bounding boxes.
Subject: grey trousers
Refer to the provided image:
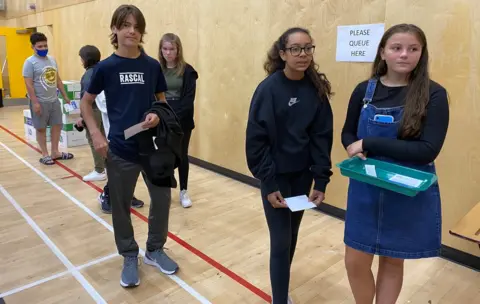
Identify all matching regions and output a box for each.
[106,150,171,257]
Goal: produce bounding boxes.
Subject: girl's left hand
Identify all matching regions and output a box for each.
[347,140,366,160]
[309,190,325,207]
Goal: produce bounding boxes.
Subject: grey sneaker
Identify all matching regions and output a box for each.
[144,249,178,274]
[120,256,140,288]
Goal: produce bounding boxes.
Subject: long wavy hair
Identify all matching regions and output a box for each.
[158,33,186,77]
[264,27,333,100]
[372,23,429,138]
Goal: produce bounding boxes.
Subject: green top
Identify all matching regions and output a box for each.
[164,68,183,99]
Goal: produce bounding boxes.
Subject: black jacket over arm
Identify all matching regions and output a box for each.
[136,102,184,188]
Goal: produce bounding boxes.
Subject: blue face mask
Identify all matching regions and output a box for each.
[36,48,48,57]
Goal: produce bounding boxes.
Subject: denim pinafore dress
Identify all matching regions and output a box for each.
[344,78,442,259]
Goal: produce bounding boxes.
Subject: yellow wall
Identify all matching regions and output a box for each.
[0,36,5,89]
[3,0,480,257]
[0,27,32,98]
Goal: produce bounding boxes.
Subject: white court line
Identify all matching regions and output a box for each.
[0,253,118,298]
[0,271,70,299]
[76,253,118,270]
[0,185,107,304]
[0,141,212,304]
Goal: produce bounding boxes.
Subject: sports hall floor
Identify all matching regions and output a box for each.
[0,105,479,303]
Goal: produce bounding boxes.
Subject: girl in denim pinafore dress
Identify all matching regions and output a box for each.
[341,24,449,303]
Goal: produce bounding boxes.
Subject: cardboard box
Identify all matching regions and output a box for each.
[23,109,87,148]
[59,123,88,148]
[59,80,82,114]
[23,109,51,142]
[60,80,81,100]
[62,112,81,125]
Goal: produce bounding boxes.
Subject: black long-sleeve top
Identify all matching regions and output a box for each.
[245,70,334,194]
[341,79,449,164]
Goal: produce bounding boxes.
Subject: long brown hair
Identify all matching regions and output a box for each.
[264,27,333,99]
[158,33,186,76]
[109,5,146,49]
[372,24,429,138]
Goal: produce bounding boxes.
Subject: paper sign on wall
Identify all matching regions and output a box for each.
[336,23,385,62]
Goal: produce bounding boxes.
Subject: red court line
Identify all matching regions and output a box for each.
[0,124,271,303]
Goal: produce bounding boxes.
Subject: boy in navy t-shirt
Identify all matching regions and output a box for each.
[79,4,178,288]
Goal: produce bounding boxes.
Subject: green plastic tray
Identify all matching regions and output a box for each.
[336,157,438,197]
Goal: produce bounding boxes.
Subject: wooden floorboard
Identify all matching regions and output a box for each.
[0,105,479,303]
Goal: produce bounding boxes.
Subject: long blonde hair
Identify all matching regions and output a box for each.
[158,33,186,76]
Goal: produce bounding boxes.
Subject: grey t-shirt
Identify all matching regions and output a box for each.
[22,55,59,103]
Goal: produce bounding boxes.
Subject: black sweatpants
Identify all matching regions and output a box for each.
[106,150,171,256]
[178,127,192,190]
[260,170,313,304]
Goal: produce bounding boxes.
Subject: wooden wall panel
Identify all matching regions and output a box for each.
[195,0,269,174]
[2,0,479,257]
[5,0,94,18]
[5,0,32,18]
[38,0,95,12]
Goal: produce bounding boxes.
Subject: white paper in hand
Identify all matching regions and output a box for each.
[284,195,316,212]
[124,122,148,140]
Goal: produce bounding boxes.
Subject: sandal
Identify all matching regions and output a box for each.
[39,156,55,165]
[52,152,74,160]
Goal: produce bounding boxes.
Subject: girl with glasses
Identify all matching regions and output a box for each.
[246,27,334,304]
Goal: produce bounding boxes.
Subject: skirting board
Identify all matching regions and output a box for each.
[1,98,29,107]
[189,155,480,271]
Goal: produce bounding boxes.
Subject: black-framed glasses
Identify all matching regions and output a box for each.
[285,45,315,56]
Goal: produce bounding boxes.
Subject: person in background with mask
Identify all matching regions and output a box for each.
[22,32,74,165]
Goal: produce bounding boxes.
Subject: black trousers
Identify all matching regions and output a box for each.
[106,151,171,256]
[260,170,313,304]
[179,126,192,190]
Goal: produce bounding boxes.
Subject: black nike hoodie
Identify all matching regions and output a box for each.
[245,70,333,194]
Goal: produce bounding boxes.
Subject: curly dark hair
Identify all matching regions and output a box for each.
[264,27,333,99]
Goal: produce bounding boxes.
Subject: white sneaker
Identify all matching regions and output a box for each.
[83,170,107,182]
[180,190,192,208]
